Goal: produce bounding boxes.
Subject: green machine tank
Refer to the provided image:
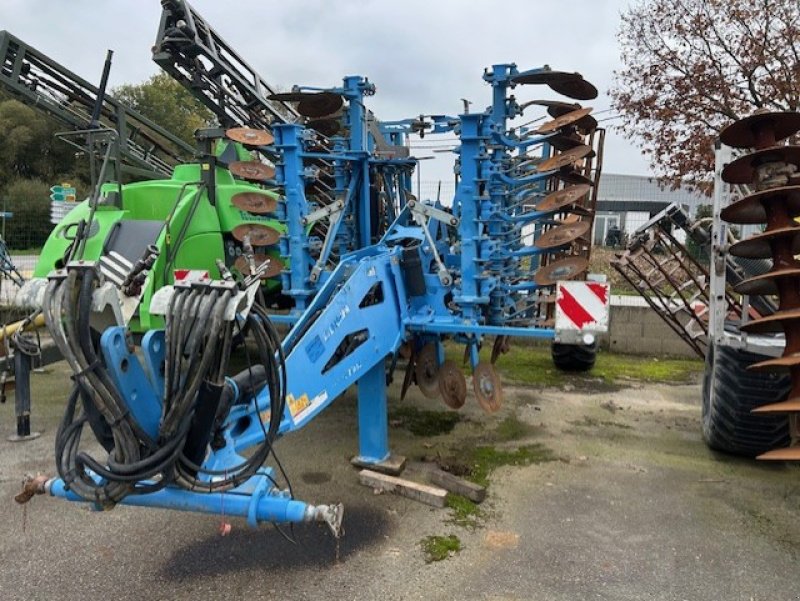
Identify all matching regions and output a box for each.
[23,148,285,333]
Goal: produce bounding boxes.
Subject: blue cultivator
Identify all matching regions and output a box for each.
[15,0,608,534]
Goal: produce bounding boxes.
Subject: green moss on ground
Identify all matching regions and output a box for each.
[446,494,485,529]
[484,345,702,388]
[465,443,556,488]
[420,534,462,563]
[389,406,461,437]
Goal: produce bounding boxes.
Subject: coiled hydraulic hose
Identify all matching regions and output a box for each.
[44,266,286,506]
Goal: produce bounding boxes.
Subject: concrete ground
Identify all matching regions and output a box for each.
[0,360,798,601]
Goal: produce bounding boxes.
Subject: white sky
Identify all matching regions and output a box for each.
[0,0,651,182]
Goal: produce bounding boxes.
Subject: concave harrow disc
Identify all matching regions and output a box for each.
[226,127,274,147]
[473,363,503,413]
[229,161,276,181]
[231,192,277,215]
[233,254,283,279]
[438,360,467,409]
[415,342,440,399]
[534,256,589,286]
[232,223,281,246]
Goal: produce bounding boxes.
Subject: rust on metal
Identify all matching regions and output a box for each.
[720,111,800,148]
[233,254,283,279]
[306,118,342,137]
[720,110,800,460]
[535,107,594,134]
[225,127,274,147]
[535,221,590,249]
[14,474,49,504]
[535,184,591,213]
[231,223,281,247]
[721,145,800,184]
[537,144,593,171]
[438,360,467,409]
[512,71,598,100]
[229,161,276,181]
[231,192,277,215]
[297,93,344,119]
[534,256,589,286]
[490,336,510,364]
[472,363,503,413]
[548,133,586,151]
[721,186,800,224]
[728,225,800,259]
[556,168,594,186]
[415,342,440,399]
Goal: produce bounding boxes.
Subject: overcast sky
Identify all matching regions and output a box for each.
[1,0,651,182]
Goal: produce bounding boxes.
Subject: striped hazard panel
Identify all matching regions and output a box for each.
[99,251,134,287]
[555,281,610,332]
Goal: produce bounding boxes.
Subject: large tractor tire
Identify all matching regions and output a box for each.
[701,342,790,457]
[551,341,597,372]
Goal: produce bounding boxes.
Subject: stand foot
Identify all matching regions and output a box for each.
[351,454,406,476]
[8,431,42,442]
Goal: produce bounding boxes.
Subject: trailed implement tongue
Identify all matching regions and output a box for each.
[719,110,800,460]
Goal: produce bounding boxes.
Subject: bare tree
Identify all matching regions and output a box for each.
[610,0,800,191]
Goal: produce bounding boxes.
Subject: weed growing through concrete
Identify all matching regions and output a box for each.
[420,534,462,563]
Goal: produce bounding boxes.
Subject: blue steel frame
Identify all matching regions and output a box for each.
[47,65,600,528]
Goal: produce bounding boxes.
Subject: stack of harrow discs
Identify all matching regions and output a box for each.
[719,110,800,460]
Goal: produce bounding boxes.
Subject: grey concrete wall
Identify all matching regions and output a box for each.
[604,305,699,358]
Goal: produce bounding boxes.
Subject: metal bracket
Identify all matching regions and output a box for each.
[408,200,456,286]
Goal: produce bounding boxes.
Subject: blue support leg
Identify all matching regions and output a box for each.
[351,360,406,475]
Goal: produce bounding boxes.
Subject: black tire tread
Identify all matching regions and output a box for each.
[702,343,790,457]
[551,342,597,372]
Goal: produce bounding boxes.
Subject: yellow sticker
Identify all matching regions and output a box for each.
[288,393,310,417]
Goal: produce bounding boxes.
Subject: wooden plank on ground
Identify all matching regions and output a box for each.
[429,468,486,503]
[358,469,448,508]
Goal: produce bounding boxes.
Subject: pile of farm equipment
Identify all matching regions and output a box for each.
[7,0,612,531]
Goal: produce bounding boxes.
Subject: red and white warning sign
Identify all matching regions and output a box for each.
[555,281,610,332]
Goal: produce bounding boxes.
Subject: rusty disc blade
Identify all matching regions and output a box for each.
[306,118,342,137]
[757,446,800,460]
[720,112,800,149]
[753,399,800,413]
[233,254,284,279]
[513,70,577,85]
[733,266,800,295]
[535,221,590,249]
[548,133,586,151]
[535,107,594,134]
[721,185,800,224]
[556,168,594,186]
[232,223,281,246]
[230,161,276,181]
[541,103,597,131]
[226,127,274,147]
[438,360,467,409]
[729,225,800,259]
[537,144,594,171]
[268,91,316,102]
[297,93,344,119]
[740,308,800,334]
[549,77,599,101]
[415,342,440,399]
[490,335,510,364]
[473,362,503,413]
[535,184,591,213]
[721,145,800,184]
[556,213,582,225]
[534,256,589,286]
[530,99,582,113]
[231,192,277,215]
[749,354,800,372]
